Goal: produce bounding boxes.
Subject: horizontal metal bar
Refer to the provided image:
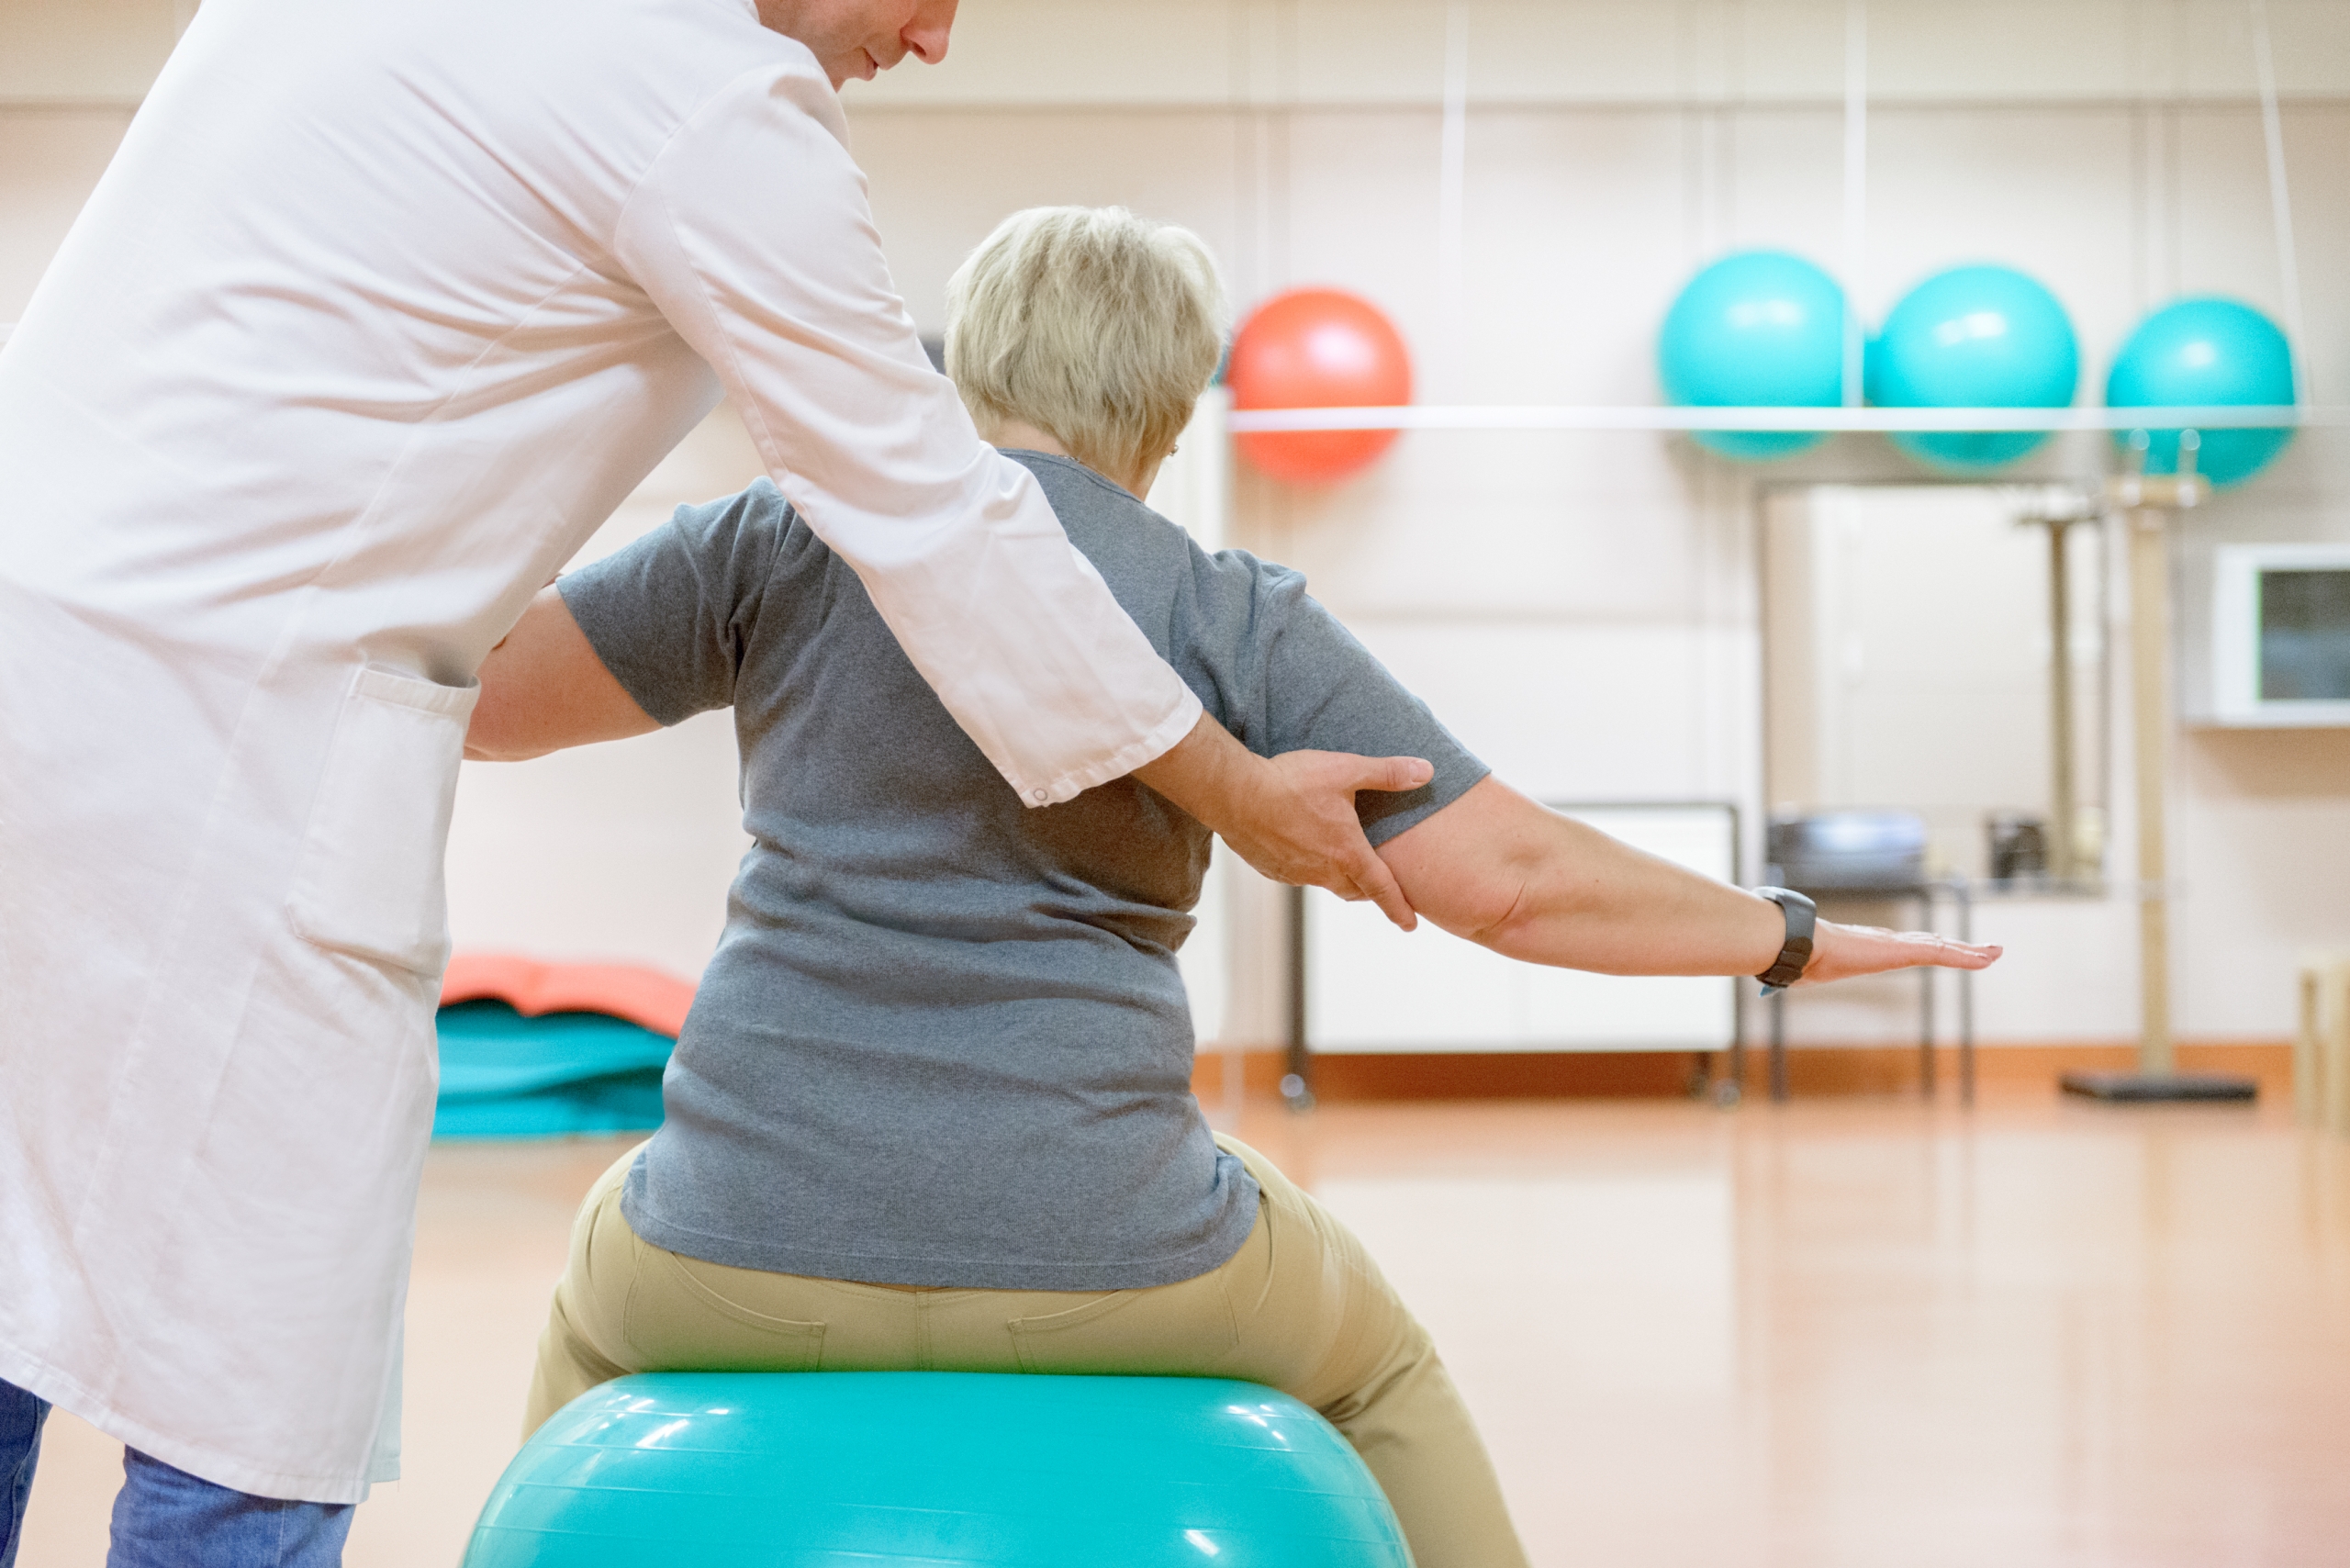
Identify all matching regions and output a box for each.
[1225,404,2350,433]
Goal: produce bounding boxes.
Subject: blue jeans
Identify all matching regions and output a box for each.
[1,1378,353,1568]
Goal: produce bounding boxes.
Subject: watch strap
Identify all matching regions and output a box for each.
[1752,887,1817,995]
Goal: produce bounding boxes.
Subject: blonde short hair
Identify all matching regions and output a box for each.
[946,207,1229,481]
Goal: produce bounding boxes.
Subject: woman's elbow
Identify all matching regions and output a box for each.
[1458,884,1533,954]
[462,725,548,763]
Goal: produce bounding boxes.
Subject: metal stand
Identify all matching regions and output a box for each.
[2060,433,2256,1104]
[2012,490,2103,884]
[1281,884,1315,1111]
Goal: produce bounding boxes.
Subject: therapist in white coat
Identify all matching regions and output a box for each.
[0,0,1430,1560]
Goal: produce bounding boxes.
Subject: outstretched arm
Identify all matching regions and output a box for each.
[1376,777,1998,985]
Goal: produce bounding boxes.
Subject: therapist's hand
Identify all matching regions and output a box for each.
[1133,714,1432,930]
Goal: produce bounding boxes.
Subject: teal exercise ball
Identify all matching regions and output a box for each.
[2106,297,2297,487]
[462,1373,1414,1567]
[1866,264,2079,470]
[1659,250,1847,460]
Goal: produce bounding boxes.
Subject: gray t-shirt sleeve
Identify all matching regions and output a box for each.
[1182,545,1489,846]
[555,481,793,726]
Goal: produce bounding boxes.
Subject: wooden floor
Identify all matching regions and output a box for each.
[21,1086,2350,1567]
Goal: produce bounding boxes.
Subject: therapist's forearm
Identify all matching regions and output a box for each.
[1135,712,1433,931]
[613,67,1203,809]
[1130,712,1257,831]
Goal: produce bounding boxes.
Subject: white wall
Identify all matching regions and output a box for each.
[0,107,130,317]
[0,0,183,103]
[9,0,2350,1043]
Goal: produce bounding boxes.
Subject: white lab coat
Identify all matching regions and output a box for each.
[0,0,1200,1504]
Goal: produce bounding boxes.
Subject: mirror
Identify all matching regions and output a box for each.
[1762,484,2109,888]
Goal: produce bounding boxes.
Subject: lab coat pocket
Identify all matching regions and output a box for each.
[286,666,479,974]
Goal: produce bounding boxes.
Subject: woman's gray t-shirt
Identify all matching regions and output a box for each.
[558,451,1486,1290]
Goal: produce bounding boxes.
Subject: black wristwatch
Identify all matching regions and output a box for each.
[1752,887,1817,995]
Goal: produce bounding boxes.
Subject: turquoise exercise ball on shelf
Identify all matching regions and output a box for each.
[1865,264,2079,470]
[2106,297,2297,487]
[462,1372,1414,1567]
[1658,250,1847,460]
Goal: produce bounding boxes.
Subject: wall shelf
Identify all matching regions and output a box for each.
[1227,404,2350,434]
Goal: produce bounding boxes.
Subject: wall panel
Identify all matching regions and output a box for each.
[0,108,129,319]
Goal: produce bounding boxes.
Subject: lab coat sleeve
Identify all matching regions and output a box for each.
[610,63,1202,807]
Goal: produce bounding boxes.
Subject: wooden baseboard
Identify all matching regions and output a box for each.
[1189,1041,2295,1102]
[1734,1040,2292,1098]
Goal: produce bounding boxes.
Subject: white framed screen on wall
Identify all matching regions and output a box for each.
[2210,545,2350,728]
[1305,803,1739,1054]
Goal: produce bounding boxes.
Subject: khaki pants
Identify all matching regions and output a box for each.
[528,1136,1529,1568]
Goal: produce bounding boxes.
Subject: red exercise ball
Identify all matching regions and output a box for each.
[1228,288,1413,485]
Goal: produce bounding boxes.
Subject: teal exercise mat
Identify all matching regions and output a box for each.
[436,999,677,1097]
[432,999,676,1141]
[430,1071,666,1140]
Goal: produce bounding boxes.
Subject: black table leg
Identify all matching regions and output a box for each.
[1282,884,1315,1111]
[1770,987,1788,1103]
[1919,891,1938,1099]
[1958,880,1975,1106]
